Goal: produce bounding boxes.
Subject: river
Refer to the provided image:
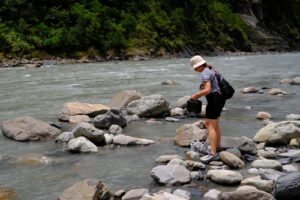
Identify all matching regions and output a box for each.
[0,53,299,199]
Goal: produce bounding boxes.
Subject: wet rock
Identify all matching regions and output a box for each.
[12,153,58,166]
[192,120,206,129]
[256,112,272,120]
[58,114,71,122]
[0,187,17,200]
[176,96,191,109]
[165,117,180,122]
[291,76,300,85]
[203,189,222,200]
[125,114,140,123]
[72,122,105,145]
[209,161,224,166]
[274,172,300,200]
[289,138,300,147]
[221,136,257,155]
[253,121,300,144]
[1,116,61,141]
[93,109,127,129]
[107,90,142,109]
[257,149,277,159]
[141,191,186,200]
[278,157,292,165]
[185,151,202,161]
[278,149,300,158]
[174,124,207,147]
[156,155,183,163]
[55,132,74,143]
[244,154,256,162]
[206,170,243,185]
[282,164,298,172]
[220,151,245,169]
[104,133,114,145]
[222,185,275,200]
[173,189,190,200]
[286,114,300,120]
[293,156,300,163]
[251,159,283,171]
[183,160,206,170]
[241,176,274,192]
[225,148,242,158]
[122,188,149,200]
[150,164,191,186]
[113,134,154,146]
[69,115,91,124]
[24,63,42,68]
[248,168,259,174]
[127,94,170,117]
[108,124,122,135]
[61,102,110,117]
[161,80,177,85]
[58,179,114,200]
[168,158,185,166]
[170,108,185,117]
[114,190,126,198]
[241,87,258,93]
[280,78,293,84]
[257,168,284,181]
[67,137,98,153]
[268,88,286,95]
[190,171,204,181]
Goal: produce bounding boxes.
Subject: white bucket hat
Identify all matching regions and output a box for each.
[190,55,206,69]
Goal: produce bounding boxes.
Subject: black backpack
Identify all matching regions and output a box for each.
[213,68,235,100]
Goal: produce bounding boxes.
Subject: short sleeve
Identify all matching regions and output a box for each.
[201,70,213,82]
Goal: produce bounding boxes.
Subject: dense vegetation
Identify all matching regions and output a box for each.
[0,0,299,59]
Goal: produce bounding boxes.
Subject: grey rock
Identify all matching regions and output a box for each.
[222,185,275,200]
[69,115,91,124]
[141,191,187,200]
[93,109,127,129]
[220,151,245,169]
[61,102,110,117]
[165,117,180,122]
[107,90,142,109]
[161,80,177,85]
[156,155,183,163]
[125,114,140,123]
[122,188,149,200]
[108,124,122,135]
[104,133,114,145]
[190,171,204,181]
[113,134,154,146]
[286,114,300,120]
[203,189,222,200]
[291,76,300,85]
[274,172,300,200]
[268,88,286,95]
[282,164,298,172]
[174,124,207,147]
[225,148,242,158]
[221,136,257,155]
[258,168,284,181]
[55,132,74,143]
[257,150,277,159]
[72,122,105,145]
[241,87,258,93]
[183,160,206,170]
[241,176,274,192]
[256,112,272,120]
[176,96,191,109]
[278,149,300,158]
[1,116,61,141]
[168,158,185,166]
[251,159,283,171]
[67,137,98,153]
[173,189,190,200]
[278,157,292,165]
[206,170,243,185]
[170,108,185,117]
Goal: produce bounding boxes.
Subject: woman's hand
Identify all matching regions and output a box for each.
[191,94,199,100]
[191,81,212,100]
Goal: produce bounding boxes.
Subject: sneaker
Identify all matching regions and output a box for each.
[200,153,219,164]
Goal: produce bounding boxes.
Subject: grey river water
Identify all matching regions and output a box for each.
[0,53,300,199]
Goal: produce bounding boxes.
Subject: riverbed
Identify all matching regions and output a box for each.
[0,53,299,199]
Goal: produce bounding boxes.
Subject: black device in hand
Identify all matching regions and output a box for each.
[186,99,202,113]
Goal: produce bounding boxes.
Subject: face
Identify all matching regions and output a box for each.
[194,65,205,72]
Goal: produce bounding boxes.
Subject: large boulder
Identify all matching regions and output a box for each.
[241,176,274,192]
[222,185,275,200]
[72,122,105,145]
[55,132,74,143]
[1,116,61,141]
[174,124,207,147]
[113,134,154,146]
[67,137,98,153]
[257,168,284,181]
[291,76,300,85]
[207,170,243,185]
[61,102,110,117]
[93,109,127,129]
[107,90,142,109]
[221,136,257,155]
[127,94,170,117]
[251,159,283,171]
[253,121,300,145]
[176,96,191,109]
[58,179,114,200]
[274,172,300,200]
[150,163,191,186]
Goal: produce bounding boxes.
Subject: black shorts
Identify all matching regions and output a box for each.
[205,92,226,119]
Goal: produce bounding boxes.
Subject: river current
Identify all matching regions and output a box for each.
[0,53,299,199]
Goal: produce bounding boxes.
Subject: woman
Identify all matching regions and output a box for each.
[190,55,226,163]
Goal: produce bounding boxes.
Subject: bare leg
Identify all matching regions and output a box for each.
[206,119,218,155]
[216,117,222,148]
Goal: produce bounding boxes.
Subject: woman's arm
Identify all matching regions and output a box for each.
[191,81,211,100]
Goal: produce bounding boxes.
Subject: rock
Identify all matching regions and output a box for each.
[58,114,71,122]
[165,117,180,122]
[93,109,127,129]
[1,116,61,141]
[268,88,286,95]
[286,114,300,120]
[257,150,277,159]
[248,168,259,174]
[174,124,207,147]
[0,187,17,200]
[127,94,170,117]
[107,90,142,109]
[241,176,274,192]
[183,160,206,170]
[104,133,114,145]
[190,171,204,181]
[167,158,185,166]
[222,185,275,200]
[115,190,126,198]
[67,137,98,153]
[24,63,42,68]
[253,121,300,144]
[192,120,206,129]
[125,114,140,123]
[225,148,242,158]
[185,151,202,161]
[256,112,272,120]
[289,138,300,147]
[61,102,110,117]
[176,96,191,109]
[220,151,245,169]
[108,124,123,135]
[141,191,187,200]
[161,80,177,85]
[203,189,222,200]
[278,157,292,165]
[122,188,149,200]
[113,134,154,146]
[150,164,191,185]
[291,76,300,85]
[274,172,300,200]
[55,132,74,143]
[278,149,300,158]
[170,108,185,117]
[280,78,293,84]
[282,164,298,172]
[257,168,284,181]
[241,87,258,93]
[69,115,91,124]
[173,189,190,200]
[72,122,105,145]
[209,161,224,166]
[251,159,283,171]
[206,170,243,185]
[156,155,183,163]
[221,136,257,155]
[58,179,114,200]
[12,153,58,166]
